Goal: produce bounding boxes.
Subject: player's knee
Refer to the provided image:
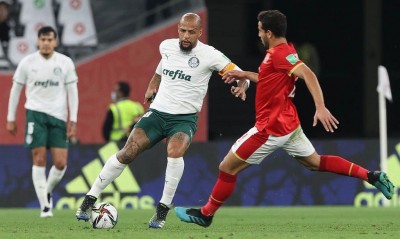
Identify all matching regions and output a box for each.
[218,160,235,175]
[53,161,67,169]
[304,164,319,171]
[118,143,140,164]
[167,148,184,158]
[32,154,46,166]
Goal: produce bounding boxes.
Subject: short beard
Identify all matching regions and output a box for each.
[179,42,193,52]
[261,39,269,49]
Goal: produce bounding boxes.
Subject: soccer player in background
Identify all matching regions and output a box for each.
[174,10,394,227]
[76,12,249,228]
[6,26,79,217]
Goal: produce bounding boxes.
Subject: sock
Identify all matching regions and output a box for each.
[32,165,48,210]
[160,157,184,206]
[201,171,237,216]
[319,155,368,181]
[87,154,127,198]
[46,165,67,193]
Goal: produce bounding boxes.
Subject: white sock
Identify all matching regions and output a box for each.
[32,165,48,210]
[160,157,184,206]
[47,165,67,193]
[87,154,126,198]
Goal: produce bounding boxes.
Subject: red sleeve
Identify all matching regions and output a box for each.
[271,45,303,73]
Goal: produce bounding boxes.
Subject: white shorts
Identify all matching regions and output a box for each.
[231,125,315,164]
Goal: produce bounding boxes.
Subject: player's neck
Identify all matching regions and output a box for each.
[269,37,287,49]
[40,52,54,59]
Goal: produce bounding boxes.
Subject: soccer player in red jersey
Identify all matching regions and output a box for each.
[175,10,394,227]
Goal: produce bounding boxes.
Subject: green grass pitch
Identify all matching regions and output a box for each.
[0,206,398,239]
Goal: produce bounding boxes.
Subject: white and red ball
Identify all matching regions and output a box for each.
[90,202,118,229]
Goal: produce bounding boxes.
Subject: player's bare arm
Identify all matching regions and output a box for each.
[222,70,259,84]
[6,121,17,136]
[144,73,161,104]
[67,121,77,138]
[292,64,339,132]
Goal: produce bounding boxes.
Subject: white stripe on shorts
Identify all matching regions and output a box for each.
[231,126,315,164]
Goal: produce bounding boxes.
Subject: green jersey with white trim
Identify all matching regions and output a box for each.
[151,39,231,114]
[13,51,78,122]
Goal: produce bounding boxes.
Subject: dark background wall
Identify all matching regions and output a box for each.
[205,0,400,140]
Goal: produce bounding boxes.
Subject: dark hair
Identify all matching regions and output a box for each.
[118,81,130,97]
[257,10,287,37]
[37,26,58,39]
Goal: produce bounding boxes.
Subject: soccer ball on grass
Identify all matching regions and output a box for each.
[90,202,118,229]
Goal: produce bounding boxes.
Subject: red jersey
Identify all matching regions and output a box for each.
[255,43,304,136]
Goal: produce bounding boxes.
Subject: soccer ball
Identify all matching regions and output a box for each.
[90,202,118,229]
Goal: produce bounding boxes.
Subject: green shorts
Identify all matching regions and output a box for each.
[134,109,198,147]
[25,110,68,148]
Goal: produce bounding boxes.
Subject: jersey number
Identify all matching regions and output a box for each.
[27,122,35,134]
[288,85,296,98]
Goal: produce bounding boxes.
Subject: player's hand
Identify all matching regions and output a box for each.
[230,80,248,101]
[222,70,248,84]
[67,121,77,138]
[144,89,157,104]
[6,121,17,136]
[313,107,339,133]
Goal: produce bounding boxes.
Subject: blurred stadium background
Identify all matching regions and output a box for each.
[0,0,399,209]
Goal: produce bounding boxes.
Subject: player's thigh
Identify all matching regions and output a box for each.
[165,113,198,156]
[134,109,166,146]
[25,110,48,148]
[31,147,47,166]
[166,132,191,157]
[281,126,315,158]
[50,148,68,168]
[231,127,283,164]
[166,113,198,140]
[47,115,68,148]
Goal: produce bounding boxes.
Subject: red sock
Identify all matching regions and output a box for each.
[201,171,237,216]
[319,155,368,181]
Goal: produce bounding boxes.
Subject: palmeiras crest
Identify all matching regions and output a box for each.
[53,67,62,76]
[188,57,200,68]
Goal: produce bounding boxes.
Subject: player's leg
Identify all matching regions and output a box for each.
[31,147,52,217]
[310,153,393,199]
[76,128,152,221]
[297,153,394,199]
[175,127,276,227]
[148,132,189,229]
[76,110,161,221]
[26,110,52,217]
[46,117,69,215]
[175,150,250,227]
[149,112,197,229]
[286,127,394,199]
[47,148,67,212]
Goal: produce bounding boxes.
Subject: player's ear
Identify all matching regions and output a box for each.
[267,30,272,39]
[198,29,202,38]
